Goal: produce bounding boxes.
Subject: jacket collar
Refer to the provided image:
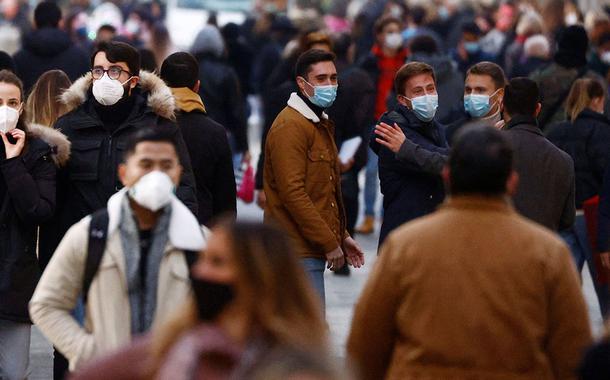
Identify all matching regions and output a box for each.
[395,103,436,130]
[287,92,328,123]
[441,195,515,214]
[106,189,206,252]
[61,71,176,120]
[26,123,71,166]
[576,108,609,123]
[504,115,542,136]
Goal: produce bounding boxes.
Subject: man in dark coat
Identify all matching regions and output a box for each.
[191,25,249,166]
[503,78,575,231]
[12,1,89,92]
[160,52,236,225]
[371,62,448,247]
[39,41,198,270]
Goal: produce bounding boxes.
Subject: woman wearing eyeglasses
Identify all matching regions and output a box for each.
[0,69,70,380]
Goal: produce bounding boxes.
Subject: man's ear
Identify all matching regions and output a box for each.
[442,165,451,192]
[129,76,140,89]
[534,102,542,118]
[118,163,127,187]
[397,94,411,109]
[193,80,200,93]
[506,170,519,197]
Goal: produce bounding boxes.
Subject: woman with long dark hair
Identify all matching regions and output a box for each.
[0,69,69,379]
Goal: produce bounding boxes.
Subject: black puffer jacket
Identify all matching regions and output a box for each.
[547,108,610,208]
[38,71,198,269]
[12,28,89,92]
[0,124,70,323]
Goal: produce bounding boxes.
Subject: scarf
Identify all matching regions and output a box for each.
[119,197,171,335]
[171,87,207,113]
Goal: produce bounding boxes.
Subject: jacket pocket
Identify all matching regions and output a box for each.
[307,148,332,183]
[69,140,102,181]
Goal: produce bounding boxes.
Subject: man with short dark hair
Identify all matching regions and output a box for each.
[503,77,575,231]
[12,1,89,91]
[31,127,206,370]
[264,49,364,309]
[39,41,198,270]
[349,126,592,380]
[370,61,448,246]
[160,52,236,225]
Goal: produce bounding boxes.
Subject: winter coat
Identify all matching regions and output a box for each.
[38,71,198,270]
[30,190,207,370]
[530,63,604,130]
[504,116,575,231]
[0,124,70,323]
[194,53,249,153]
[546,109,610,208]
[348,196,592,380]
[264,93,347,258]
[175,109,236,225]
[12,27,89,92]
[370,104,448,246]
[510,57,550,78]
[407,53,464,122]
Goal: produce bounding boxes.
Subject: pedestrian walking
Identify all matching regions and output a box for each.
[160,52,237,225]
[12,1,89,92]
[370,62,447,246]
[30,127,207,371]
[24,70,71,131]
[0,69,70,380]
[348,126,592,380]
[547,77,610,317]
[263,49,364,309]
[69,220,331,380]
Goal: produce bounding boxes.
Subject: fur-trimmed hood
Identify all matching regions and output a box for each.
[26,124,71,167]
[60,71,176,120]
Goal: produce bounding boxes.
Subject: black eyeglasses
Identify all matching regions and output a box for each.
[91,66,132,80]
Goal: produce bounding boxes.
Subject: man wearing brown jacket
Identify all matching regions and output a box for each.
[347,126,592,380]
[263,49,365,309]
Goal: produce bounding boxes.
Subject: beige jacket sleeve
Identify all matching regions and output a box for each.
[545,243,593,380]
[347,235,403,380]
[29,217,97,370]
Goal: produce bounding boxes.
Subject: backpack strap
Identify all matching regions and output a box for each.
[83,209,109,304]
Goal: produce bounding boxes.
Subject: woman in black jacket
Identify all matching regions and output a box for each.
[0,70,70,379]
[547,77,610,318]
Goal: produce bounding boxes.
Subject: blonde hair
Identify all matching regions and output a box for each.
[565,78,605,122]
[25,70,71,127]
[150,219,329,375]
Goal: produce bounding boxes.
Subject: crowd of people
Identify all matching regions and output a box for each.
[1,0,610,379]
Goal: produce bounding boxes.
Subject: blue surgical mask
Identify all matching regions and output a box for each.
[406,94,438,122]
[304,79,338,108]
[464,89,500,118]
[464,42,480,54]
[438,6,450,20]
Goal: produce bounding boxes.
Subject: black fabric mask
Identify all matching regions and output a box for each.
[192,278,235,321]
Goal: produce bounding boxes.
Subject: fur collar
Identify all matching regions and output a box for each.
[287,92,328,123]
[60,71,176,120]
[26,123,71,167]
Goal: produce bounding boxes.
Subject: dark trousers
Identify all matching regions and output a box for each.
[341,169,360,236]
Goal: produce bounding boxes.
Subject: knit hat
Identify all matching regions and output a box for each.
[191,25,225,58]
[554,25,589,68]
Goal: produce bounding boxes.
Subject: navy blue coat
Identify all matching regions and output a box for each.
[371,105,448,246]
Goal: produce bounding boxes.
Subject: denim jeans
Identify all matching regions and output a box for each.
[363,146,379,217]
[561,214,609,317]
[301,258,326,313]
[0,319,30,380]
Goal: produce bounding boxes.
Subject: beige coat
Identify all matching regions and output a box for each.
[263,93,347,258]
[30,189,207,370]
[348,196,592,380]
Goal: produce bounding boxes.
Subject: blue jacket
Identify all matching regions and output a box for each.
[370,104,448,247]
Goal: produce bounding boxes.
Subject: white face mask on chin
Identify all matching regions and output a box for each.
[128,171,175,212]
[92,73,131,106]
[0,105,20,133]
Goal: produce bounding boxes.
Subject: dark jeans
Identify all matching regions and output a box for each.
[341,169,360,236]
[561,214,610,317]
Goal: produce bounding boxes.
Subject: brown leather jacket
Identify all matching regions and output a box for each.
[263,93,347,258]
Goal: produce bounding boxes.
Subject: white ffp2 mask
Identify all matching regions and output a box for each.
[92,73,130,106]
[0,105,20,133]
[128,171,175,212]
